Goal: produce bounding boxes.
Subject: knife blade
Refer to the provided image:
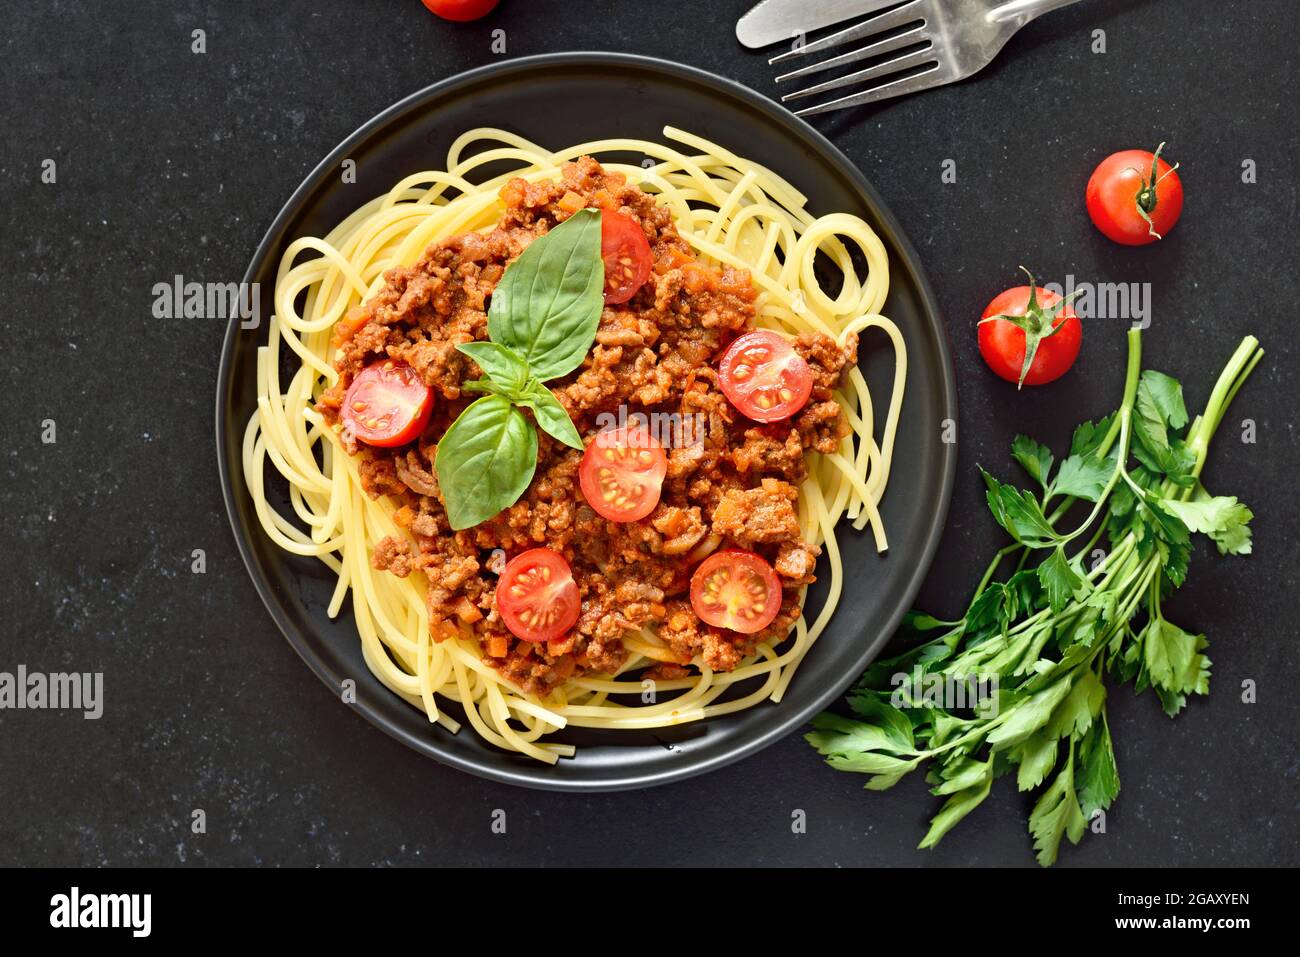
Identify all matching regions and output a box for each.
[736,0,903,50]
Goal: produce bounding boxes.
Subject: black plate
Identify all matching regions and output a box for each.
[216,52,957,791]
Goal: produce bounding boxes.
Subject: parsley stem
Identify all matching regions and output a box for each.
[973,543,1022,599]
[1185,336,1261,479]
[1076,517,1107,561]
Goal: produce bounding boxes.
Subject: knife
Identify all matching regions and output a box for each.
[735,0,897,49]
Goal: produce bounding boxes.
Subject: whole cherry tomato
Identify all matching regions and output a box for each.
[1086,143,1183,245]
[978,271,1082,388]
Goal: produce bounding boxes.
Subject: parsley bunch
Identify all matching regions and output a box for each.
[808,328,1263,865]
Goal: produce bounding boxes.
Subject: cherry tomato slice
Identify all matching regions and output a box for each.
[420,0,499,22]
[1085,147,1183,246]
[340,360,434,447]
[496,548,580,643]
[689,549,782,635]
[600,210,653,304]
[578,424,667,522]
[718,330,813,422]
[978,286,1082,387]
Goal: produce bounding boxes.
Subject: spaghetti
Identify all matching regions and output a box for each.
[243,127,906,762]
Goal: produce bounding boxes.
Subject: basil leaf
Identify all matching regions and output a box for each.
[461,378,507,396]
[434,394,538,530]
[456,341,529,397]
[487,208,604,381]
[516,380,583,450]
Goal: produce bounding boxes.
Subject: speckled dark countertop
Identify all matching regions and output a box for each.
[1,0,1296,867]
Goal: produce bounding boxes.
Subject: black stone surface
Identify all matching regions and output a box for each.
[1,0,1296,867]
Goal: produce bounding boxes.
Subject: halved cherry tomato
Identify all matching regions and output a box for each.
[340,360,434,447]
[496,548,580,643]
[1085,144,1183,245]
[578,424,667,522]
[420,0,498,22]
[689,549,782,634]
[978,280,1082,387]
[718,330,813,422]
[600,210,653,304]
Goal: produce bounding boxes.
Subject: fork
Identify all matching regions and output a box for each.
[738,0,1085,116]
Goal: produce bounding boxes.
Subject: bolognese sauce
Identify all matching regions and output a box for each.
[317,156,859,695]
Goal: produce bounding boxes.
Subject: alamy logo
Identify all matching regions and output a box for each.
[593,406,706,449]
[1040,274,1152,329]
[49,887,151,937]
[889,666,999,717]
[151,274,260,327]
[0,666,103,719]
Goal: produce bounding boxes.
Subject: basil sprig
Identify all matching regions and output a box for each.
[434,208,603,529]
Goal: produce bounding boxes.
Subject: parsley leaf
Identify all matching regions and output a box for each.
[986,676,1074,750]
[1014,732,1059,792]
[919,766,993,849]
[1029,747,1088,867]
[1132,371,1196,485]
[1012,435,1054,489]
[1070,413,1116,458]
[1076,717,1121,818]
[1142,617,1211,699]
[981,469,1060,547]
[1140,369,1189,430]
[1037,546,1083,612]
[1160,493,1254,556]
[1051,450,1117,502]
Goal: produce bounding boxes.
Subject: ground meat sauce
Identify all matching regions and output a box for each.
[317,157,858,695]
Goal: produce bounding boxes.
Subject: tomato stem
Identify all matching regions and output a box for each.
[1132,142,1180,240]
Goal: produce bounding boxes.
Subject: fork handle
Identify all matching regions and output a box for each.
[988,0,1084,25]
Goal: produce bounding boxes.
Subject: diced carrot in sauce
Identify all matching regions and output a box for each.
[655,247,693,274]
[486,634,509,658]
[331,305,371,347]
[557,190,586,214]
[452,596,482,623]
[683,262,712,294]
[547,634,576,657]
[498,180,525,207]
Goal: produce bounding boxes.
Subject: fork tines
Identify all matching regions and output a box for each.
[771,0,940,116]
